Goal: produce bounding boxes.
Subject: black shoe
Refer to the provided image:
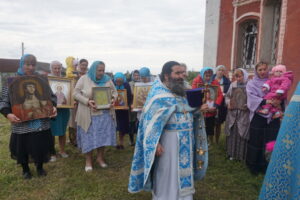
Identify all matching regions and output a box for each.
[23,171,32,179]
[37,169,47,177]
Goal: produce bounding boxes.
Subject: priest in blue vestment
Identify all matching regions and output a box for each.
[128,61,208,200]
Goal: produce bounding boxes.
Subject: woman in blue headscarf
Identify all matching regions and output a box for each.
[73,61,118,172]
[139,67,151,83]
[259,81,300,199]
[0,54,57,179]
[113,72,132,149]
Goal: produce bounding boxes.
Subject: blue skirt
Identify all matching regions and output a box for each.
[50,109,70,136]
[77,111,116,153]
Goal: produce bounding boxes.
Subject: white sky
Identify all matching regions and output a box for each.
[0,0,206,74]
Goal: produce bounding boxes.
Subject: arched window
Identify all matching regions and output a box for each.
[237,20,258,69]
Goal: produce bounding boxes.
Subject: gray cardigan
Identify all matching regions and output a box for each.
[73,75,118,132]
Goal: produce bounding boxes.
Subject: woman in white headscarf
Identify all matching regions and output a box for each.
[225,68,249,161]
[49,61,70,161]
[212,65,231,144]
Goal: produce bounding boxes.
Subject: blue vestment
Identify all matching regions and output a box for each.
[259,82,300,199]
[128,78,208,195]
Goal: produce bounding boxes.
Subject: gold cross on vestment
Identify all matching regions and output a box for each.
[283,160,294,175]
[282,135,294,149]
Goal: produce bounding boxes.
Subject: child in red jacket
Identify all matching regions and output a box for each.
[192,67,223,144]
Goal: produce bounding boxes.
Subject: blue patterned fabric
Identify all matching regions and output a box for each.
[87,61,111,86]
[128,78,208,194]
[28,120,42,129]
[259,82,300,199]
[77,111,116,153]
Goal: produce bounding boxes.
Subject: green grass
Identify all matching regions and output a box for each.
[0,116,263,200]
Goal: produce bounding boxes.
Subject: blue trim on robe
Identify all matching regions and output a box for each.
[259,82,300,200]
[128,78,208,194]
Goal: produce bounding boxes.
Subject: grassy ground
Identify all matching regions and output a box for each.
[0,116,264,200]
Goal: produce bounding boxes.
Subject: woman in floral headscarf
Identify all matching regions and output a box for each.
[73,61,117,172]
[0,54,57,179]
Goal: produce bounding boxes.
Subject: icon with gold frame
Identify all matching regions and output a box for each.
[114,89,129,110]
[48,76,75,108]
[197,84,218,103]
[92,86,112,109]
[132,82,152,111]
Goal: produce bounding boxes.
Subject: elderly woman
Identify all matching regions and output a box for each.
[212,65,231,144]
[49,61,70,161]
[113,72,132,149]
[0,54,57,179]
[246,62,281,175]
[225,68,249,161]
[74,61,117,172]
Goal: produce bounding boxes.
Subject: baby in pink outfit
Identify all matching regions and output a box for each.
[258,64,293,118]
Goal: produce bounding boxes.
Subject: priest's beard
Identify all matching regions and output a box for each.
[167,77,186,97]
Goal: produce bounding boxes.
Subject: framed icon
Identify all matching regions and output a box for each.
[9,75,54,122]
[48,76,75,108]
[230,87,247,110]
[132,82,152,111]
[92,86,112,109]
[114,89,129,110]
[197,84,218,108]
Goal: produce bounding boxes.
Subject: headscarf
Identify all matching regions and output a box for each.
[65,56,75,68]
[271,64,287,74]
[246,66,270,121]
[216,65,226,72]
[139,67,150,77]
[17,54,33,75]
[87,61,111,86]
[50,60,62,77]
[200,67,214,84]
[114,72,126,89]
[236,68,249,84]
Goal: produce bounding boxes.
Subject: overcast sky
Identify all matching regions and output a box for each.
[0,0,206,74]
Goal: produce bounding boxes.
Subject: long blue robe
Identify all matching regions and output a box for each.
[128,78,208,195]
[259,82,300,199]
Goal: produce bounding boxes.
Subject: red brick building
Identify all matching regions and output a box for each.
[203,0,300,98]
